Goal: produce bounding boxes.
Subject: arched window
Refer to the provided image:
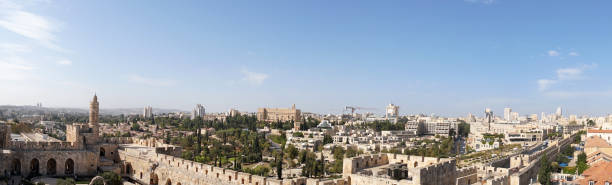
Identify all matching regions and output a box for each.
[150,173,159,185]
[165,179,172,185]
[126,163,133,175]
[47,159,57,175]
[12,159,21,175]
[65,158,74,175]
[100,147,106,157]
[30,158,40,176]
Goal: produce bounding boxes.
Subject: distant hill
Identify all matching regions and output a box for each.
[0,105,186,115]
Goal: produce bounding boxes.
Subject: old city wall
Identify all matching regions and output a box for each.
[456,166,477,185]
[155,146,182,157]
[7,141,82,151]
[342,153,456,185]
[348,173,414,185]
[477,166,510,185]
[121,150,345,185]
[0,150,97,177]
[387,154,446,168]
[102,137,133,144]
[509,133,576,185]
[410,158,457,185]
[342,154,388,175]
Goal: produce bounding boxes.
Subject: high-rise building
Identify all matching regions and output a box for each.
[529,114,538,121]
[556,107,563,117]
[510,112,519,122]
[467,113,475,122]
[570,115,577,123]
[504,108,512,121]
[485,108,493,130]
[143,106,153,118]
[191,104,205,120]
[227,108,240,117]
[386,104,399,118]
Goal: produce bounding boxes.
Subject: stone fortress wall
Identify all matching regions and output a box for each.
[0,123,100,179]
[342,153,456,185]
[120,146,349,185]
[0,95,113,185]
[100,151,329,185]
[455,166,478,185]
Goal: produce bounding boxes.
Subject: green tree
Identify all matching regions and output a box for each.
[131,122,141,131]
[292,132,304,137]
[277,144,284,179]
[323,134,333,145]
[457,121,470,138]
[587,120,596,126]
[538,155,551,185]
[285,144,299,159]
[100,172,122,185]
[576,152,589,174]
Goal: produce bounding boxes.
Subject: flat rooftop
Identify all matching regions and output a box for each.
[21,133,62,142]
[119,144,156,158]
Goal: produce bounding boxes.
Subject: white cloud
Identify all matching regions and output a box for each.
[537,79,557,91]
[556,64,596,80]
[568,52,579,56]
[556,68,583,80]
[464,0,495,4]
[547,50,560,57]
[57,59,72,65]
[128,74,175,87]
[241,68,268,85]
[0,1,67,52]
[0,43,30,53]
[0,56,33,81]
[537,64,597,91]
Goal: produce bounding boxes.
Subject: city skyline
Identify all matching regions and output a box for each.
[2,0,612,116]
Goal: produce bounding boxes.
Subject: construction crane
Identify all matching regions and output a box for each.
[344,106,376,114]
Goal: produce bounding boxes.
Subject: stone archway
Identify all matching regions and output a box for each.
[47,158,57,175]
[100,147,106,157]
[65,158,74,175]
[150,173,159,185]
[30,158,40,176]
[165,178,172,185]
[12,159,21,175]
[125,163,133,175]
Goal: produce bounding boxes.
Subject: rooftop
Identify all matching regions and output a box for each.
[588,129,612,134]
[577,161,612,185]
[585,136,612,148]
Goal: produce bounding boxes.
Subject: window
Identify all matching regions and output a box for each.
[589,181,594,185]
[605,181,609,185]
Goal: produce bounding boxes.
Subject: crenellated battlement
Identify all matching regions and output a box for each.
[102,137,133,144]
[138,151,346,185]
[8,140,81,151]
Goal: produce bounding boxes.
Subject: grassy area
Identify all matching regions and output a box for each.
[563,166,576,174]
[457,144,522,167]
[243,162,271,169]
[270,134,287,145]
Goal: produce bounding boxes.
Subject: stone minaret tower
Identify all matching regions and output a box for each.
[89,94,100,138]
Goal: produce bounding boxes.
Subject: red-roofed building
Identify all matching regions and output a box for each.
[587,129,612,145]
[576,161,612,185]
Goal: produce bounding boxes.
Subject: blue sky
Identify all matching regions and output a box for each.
[1,0,612,116]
